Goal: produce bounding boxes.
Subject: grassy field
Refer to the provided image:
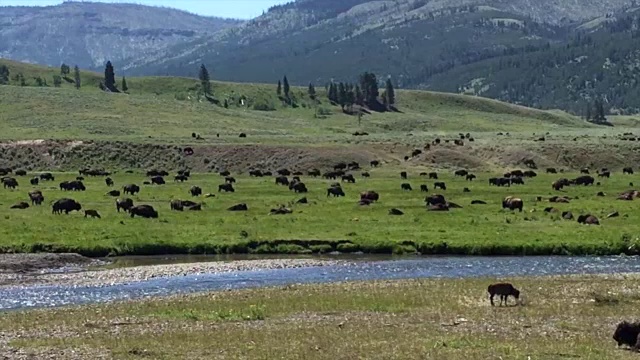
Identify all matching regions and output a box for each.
[4,275,640,359]
[0,58,590,144]
[1,169,639,256]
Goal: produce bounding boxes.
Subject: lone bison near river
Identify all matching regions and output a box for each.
[487,283,520,306]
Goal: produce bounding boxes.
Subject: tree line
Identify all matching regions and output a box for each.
[0,62,81,89]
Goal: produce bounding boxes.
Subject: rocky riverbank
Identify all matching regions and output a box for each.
[0,255,343,288]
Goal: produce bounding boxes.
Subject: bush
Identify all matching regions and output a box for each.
[252,99,276,111]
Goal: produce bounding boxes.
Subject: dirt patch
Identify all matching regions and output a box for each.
[0,253,102,274]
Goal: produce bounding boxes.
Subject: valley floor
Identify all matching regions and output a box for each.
[3,275,639,359]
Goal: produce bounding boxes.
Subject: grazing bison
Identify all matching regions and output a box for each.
[123,184,140,195]
[291,182,308,193]
[420,184,428,192]
[277,169,291,176]
[598,171,611,178]
[510,170,524,177]
[549,196,570,203]
[428,172,438,179]
[562,211,574,220]
[84,210,101,219]
[502,196,523,212]
[178,170,191,177]
[425,194,446,206]
[454,169,468,177]
[510,177,524,185]
[275,176,289,186]
[523,170,537,178]
[434,182,446,190]
[487,283,520,306]
[14,170,26,176]
[225,176,236,184]
[552,178,571,191]
[623,167,634,175]
[29,190,44,205]
[361,172,370,178]
[228,203,248,211]
[2,177,18,189]
[218,183,235,192]
[573,175,595,186]
[546,168,557,174]
[219,170,231,177]
[401,183,412,191]
[171,199,186,211]
[249,170,264,177]
[106,190,121,197]
[10,202,29,209]
[30,177,39,185]
[370,160,380,167]
[327,187,345,197]
[307,169,321,177]
[105,177,114,187]
[577,214,599,225]
[334,162,347,171]
[342,174,356,183]
[130,205,158,219]
[360,191,379,202]
[190,186,202,197]
[52,198,82,214]
[61,180,85,191]
[466,174,476,181]
[116,198,134,213]
[151,176,166,185]
[40,173,54,181]
[613,321,640,348]
[400,171,407,179]
[174,175,189,182]
[388,208,404,216]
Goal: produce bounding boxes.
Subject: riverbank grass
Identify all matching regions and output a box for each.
[1,171,639,256]
[4,275,640,358]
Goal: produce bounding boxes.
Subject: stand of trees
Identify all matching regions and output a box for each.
[326,72,396,113]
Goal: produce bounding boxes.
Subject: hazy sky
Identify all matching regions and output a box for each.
[0,0,291,18]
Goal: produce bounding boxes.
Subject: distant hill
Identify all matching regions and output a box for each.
[0,1,241,69]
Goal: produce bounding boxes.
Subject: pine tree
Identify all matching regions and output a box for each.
[277,80,282,96]
[359,72,379,106]
[283,76,290,99]
[0,65,9,85]
[355,85,364,106]
[385,79,395,106]
[60,63,70,76]
[345,83,355,111]
[585,104,592,121]
[308,82,316,100]
[381,91,388,107]
[52,75,62,87]
[198,64,212,96]
[328,83,338,103]
[338,82,347,110]
[73,65,81,90]
[104,61,117,92]
[121,76,128,93]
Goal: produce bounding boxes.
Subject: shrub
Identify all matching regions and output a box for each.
[252,99,276,111]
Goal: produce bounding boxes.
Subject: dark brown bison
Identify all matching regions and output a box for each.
[573,175,595,186]
[523,170,537,178]
[466,174,476,181]
[623,167,634,175]
[61,180,85,191]
[334,162,347,171]
[151,176,165,185]
[577,214,599,225]
[147,170,168,177]
[370,160,380,167]
[598,171,611,178]
[510,177,524,185]
[291,182,308,193]
[123,184,140,195]
[174,175,189,182]
[562,211,574,220]
[2,177,18,189]
[342,174,356,183]
[116,198,134,213]
[580,168,590,174]
[228,203,248,211]
[29,190,44,205]
[361,172,370,178]
[30,177,39,185]
[0,167,11,176]
[434,182,446,190]
[10,202,29,209]
[219,170,231,177]
[40,173,55,181]
[105,177,114,187]
[275,176,289,186]
[171,199,185,211]
[613,321,640,348]
[549,196,570,203]
[388,208,404,215]
[225,176,236,184]
[552,178,571,191]
[502,196,523,212]
[510,170,524,177]
[400,171,407,179]
[84,210,101,219]
[14,170,26,176]
[130,205,158,219]
[425,194,446,206]
[327,187,345,197]
[360,191,379,202]
[52,198,82,214]
[487,283,520,306]
[546,168,557,174]
[428,172,438,179]
[401,183,412,191]
[277,168,291,176]
[454,169,468,177]
[296,197,308,204]
[218,183,235,192]
[76,177,84,181]
[190,186,202,197]
[420,184,428,192]
[106,190,121,197]
[249,170,264,177]
[307,169,321,177]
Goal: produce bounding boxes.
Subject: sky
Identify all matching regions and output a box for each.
[0,0,291,18]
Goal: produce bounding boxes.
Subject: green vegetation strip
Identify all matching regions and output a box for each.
[1,172,639,256]
[3,275,639,358]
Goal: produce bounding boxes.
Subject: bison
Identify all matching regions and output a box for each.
[454,169,468,177]
[190,186,202,197]
[434,182,447,190]
[30,177,39,185]
[40,173,55,181]
[487,283,520,306]
[275,176,289,186]
[52,198,82,215]
[151,176,166,185]
[225,176,236,184]
[546,168,557,174]
[623,167,634,175]
[401,183,412,191]
[174,175,189,182]
[291,182,308,193]
[84,210,101,219]
[400,171,407,179]
[388,208,404,216]
[116,198,134,213]
[218,183,235,192]
[425,194,446,206]
[228,203,248,211]
[466,174,476,181]
[105,177,114,187]
[14,170,26,176]
[10,202,29,209]
[370,160,380,167]
[613,321,640,348]
[28,190,44,205]
[342,174,356,183]
[307,169,321,177]
[249,170,264,177]
[573,175,595,186]
[360,191,379,202]
[130,205,158,219]
[106,190,121,197]
[577,214,599,225]
[428,172,438,179]
[502,196,523,212]
[327,187,345,197]
[552,178,571,191]
[123,184,140,195]
[2,177,18,189]
[420,184,428,192]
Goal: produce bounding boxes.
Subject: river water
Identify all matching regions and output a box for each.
[3,255,640,311]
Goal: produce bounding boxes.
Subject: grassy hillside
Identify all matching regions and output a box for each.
[0,59,588,144]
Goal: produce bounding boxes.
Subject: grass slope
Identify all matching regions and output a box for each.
[4,275,640,358]
[1,170,638,256]
[0,59,588,143]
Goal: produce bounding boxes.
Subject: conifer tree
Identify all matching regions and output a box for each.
[122,76,128,93]
[104,61,117,92]
[199,64,212,96]
[73,65,81,89]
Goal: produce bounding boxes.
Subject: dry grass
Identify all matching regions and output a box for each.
[4,275,640,359]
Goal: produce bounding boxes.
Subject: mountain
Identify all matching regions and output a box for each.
[0,1,241,69]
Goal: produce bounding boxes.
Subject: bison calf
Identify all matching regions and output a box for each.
[487,283,520,306]
[84,210,101,218]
